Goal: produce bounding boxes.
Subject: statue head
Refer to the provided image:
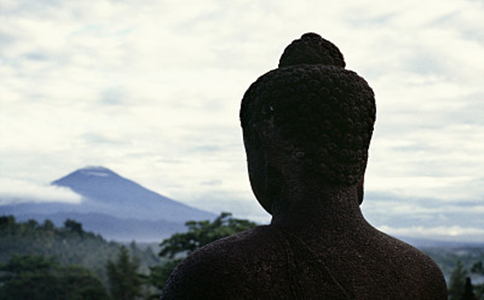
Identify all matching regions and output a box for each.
[240,33,376,214]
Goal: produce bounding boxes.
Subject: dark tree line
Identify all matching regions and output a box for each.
[0,215,159,284]
[448,260,484,300]
[0,213,256,299]
[4,214,483,299]
[107,246,143,300]
[0,254,108,300]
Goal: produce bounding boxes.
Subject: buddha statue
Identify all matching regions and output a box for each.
[160,33,447,299]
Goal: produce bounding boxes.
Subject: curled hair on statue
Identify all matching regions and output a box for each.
[240,33,376,186]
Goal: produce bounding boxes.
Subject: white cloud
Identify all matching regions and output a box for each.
[0,178,82,205]
[0,0,483,241]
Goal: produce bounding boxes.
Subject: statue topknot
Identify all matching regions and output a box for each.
[278,33,346,68]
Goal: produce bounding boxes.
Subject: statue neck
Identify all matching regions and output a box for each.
[270,184,367,232]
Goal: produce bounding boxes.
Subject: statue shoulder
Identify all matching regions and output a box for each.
[160,225,287,299]
[374,233,448,299]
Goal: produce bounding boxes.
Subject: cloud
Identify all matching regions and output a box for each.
[361,191,484,239]
[378,225,484,242]
[200,180,223,186]
[0,178,82,205]
[186,190,271,224]
[0,0,482,241]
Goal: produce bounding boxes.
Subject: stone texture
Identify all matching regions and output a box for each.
[161,33,448,300]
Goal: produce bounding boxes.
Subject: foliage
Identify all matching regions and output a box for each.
[448,260,468,300]
[461,277,477,300]
[159,212,257,258]
[0,252,56,275]
[474,283,484,300]
[145,212,258,296]
[422,247,484,277]
[64,219,84,235]
[0,215,162,285]
[147,259,183,289]
[0,254,108,300]
[423,247,484,299]
[4,214,484,299]
[106,246,143,300]
[471,261,484,275]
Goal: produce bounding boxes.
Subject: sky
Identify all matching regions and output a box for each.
[1,0,483,242]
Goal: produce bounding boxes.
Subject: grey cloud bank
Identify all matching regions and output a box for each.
[0,0,483,242]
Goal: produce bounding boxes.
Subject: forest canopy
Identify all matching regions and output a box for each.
[1,214,484,299]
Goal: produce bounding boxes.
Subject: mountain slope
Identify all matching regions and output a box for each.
[0,166,216,241]
[51,166,214,222]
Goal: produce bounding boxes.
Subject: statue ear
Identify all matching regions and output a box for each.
[357,175,364,205]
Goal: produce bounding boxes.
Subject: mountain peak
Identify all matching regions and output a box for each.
[52,166,119,186]
[78,166,117,178]
[49,166,215,223]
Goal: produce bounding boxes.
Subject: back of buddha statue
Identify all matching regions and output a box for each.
[160,33,447,300]
[161,223,446,299]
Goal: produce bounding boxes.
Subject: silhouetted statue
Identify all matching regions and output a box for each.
[161,33,447,299]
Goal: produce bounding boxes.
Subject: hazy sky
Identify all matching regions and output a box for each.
[1,0,483,242]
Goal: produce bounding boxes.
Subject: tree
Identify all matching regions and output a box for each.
[0,254,108,300]
[460,277,476,300]
[159,212,257,258]
[474,283,484,300]
[64,219,84,235]
[448,260,468,300]
[146,212,258,297]
[147,259,183,289]
[471,261,483,275]
[41,219,55,231]
[106,246,142,300]
[1,216,164,288]
[0,215,15,227]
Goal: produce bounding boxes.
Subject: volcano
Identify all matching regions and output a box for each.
[0,166,216,241]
